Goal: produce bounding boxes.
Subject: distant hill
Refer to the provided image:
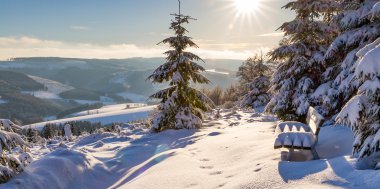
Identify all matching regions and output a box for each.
[0,70,72,124]
[0,57,242,124]
[0,70,45,92]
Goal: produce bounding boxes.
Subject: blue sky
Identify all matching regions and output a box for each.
[0,0,293,60]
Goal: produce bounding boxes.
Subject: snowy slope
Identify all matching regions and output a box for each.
[23,75,74,99]
[5,110,377,189]
[68,103,147,117]
[26,105,156,130]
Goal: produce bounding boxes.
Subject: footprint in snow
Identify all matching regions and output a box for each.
[254,168,262,172]
[217,183,227,188]
[225,175,234,179]
[209,171,223,175]
[184,183,199,188]
[200,158,210,162]
[200,165,213,169]
[254,163,264,172]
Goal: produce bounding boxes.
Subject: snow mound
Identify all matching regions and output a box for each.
[75,132,118,147]
[1,149,109,189]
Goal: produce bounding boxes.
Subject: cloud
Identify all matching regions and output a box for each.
[191,47,270,60]
[195,42,263,50]
[0,36,270,60]
[257,32,284,37]
[70,25,90,31]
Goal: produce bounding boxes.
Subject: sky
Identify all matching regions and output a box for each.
[0,0,294,60]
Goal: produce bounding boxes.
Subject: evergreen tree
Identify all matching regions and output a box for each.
[25,127,39,143]
[148,0,213,132]
[0,121,30,183]
[316,0,380,118]
[266,0,338,121]
[42,123,59,139]
[240,55,271,108]
[336,3,380,168]
[237,55,270,85]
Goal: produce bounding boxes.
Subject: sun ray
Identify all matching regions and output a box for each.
[234,0,261,14]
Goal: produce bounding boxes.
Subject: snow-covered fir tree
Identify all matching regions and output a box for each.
[266,0,338,121]
[316,0,380,119]
[336,3,380,168]
[240,55,271,108]
[0,120,31,183]
[148,1,213,132]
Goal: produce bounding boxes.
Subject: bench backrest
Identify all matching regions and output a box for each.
[306,107,324,135]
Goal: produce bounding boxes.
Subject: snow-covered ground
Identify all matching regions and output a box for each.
[5,110,378,189]
[68,103,147,117]
[26,105,156,130]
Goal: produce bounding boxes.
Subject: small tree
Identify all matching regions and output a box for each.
[237,54,271,85]
[25,126,39,143]
[222,84,241,103]
[201,86,224,106]
[42,124,56,139]
[240,55,271,108]
[148,0,213,132]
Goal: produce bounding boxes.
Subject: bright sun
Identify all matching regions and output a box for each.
[234,0,260,13]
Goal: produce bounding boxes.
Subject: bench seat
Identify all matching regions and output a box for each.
[273,107,324,161]
[274,132,317,150]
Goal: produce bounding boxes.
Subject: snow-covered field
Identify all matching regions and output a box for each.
[24,75,74,99]
[68,103,147,117]
[6,110,379,189]
[26,105,156,130]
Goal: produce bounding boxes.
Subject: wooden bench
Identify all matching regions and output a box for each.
[274,107,324,161]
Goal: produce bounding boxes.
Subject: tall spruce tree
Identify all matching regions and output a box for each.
[265,0,338,121]
[316,0,380,119]
[148,0,213,132]
[336,2,380,168]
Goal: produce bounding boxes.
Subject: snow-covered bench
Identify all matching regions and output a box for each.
[274,107,324,161]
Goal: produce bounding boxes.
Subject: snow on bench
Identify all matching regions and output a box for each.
[274,107,324,160]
